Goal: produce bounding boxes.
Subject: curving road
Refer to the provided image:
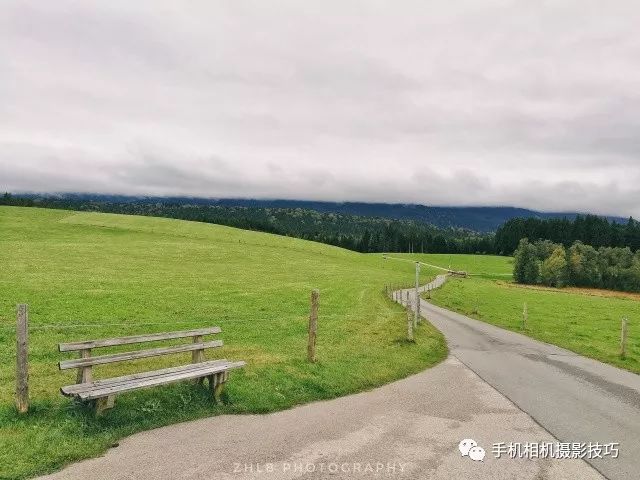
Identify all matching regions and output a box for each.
[400,275,640,480]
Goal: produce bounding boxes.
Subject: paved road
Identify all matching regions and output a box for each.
[401,275,640,480]
[40,357,601,480]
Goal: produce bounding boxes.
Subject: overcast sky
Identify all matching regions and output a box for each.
[1,1,639,216]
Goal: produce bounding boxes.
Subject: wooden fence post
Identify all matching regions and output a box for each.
[406,292,414,342]
[308,289,319,363]
[621,317,628,359]
[415,262,420,325]
[16,304,29,414]
[522,302,528,330]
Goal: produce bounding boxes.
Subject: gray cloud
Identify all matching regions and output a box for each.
[1,0,640,217]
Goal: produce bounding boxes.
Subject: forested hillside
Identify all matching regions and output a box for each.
[203,200,597,232]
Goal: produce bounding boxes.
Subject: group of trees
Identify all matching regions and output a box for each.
[514,238,640,292]
[496,215,640,255]
[0,193,494,254]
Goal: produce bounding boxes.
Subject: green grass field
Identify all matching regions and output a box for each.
[382,253,513,280]
[0,207,446,479]
[426,275,640,374]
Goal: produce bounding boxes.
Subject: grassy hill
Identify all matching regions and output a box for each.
[0,207,446,479]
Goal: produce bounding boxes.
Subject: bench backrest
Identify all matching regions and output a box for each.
[59,327,223,384]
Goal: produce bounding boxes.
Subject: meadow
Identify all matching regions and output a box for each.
[411,253,511,277]
[378,253,513,280]
[0,207,446,479]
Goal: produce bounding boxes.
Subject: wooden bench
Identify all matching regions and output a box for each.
[58,327,245,415]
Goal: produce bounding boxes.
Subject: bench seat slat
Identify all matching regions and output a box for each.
[61,359,231,395]
[58,327,222,352]
[70,361,246,400]
[59,340,223,370]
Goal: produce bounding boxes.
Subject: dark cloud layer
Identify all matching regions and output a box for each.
[1,1,639,217]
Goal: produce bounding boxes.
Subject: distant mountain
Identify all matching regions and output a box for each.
[14,194,626,232]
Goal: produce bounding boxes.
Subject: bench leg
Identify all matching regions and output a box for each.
[94,395,116,416]
[208,373,226,403]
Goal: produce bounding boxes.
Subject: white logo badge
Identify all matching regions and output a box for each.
[469,446,486,462]
[458,439,477,456]
[459,439,485,462]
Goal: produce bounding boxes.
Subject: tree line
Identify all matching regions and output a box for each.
[513,238,640,293]
[0,193,493,254]
[495,215,640,255]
